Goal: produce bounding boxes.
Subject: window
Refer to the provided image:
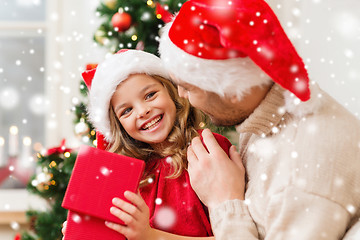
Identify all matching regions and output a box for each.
[0,0,46,21]
[0,0,47,188]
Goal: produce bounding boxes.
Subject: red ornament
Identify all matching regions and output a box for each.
[111,12,132,32]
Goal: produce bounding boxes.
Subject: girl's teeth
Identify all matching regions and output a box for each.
[143,116,161,130]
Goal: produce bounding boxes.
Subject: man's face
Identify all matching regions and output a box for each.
[172,77,250,126]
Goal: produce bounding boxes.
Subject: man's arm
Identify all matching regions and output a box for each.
[187,129,353,240]
[264,186,350,239]
[208,186,351,240]
[209,199,259,240]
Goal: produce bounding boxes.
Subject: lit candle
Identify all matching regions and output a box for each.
[9,126,19,157]
[0,137,5,167]
[21,136,33,167]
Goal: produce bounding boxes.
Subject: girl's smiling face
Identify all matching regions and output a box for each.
[110,74,176,147]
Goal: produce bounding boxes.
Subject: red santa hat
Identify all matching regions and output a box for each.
[82,49,170,148]
[159,0,310,101]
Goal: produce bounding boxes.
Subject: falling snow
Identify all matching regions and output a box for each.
[347,204,356,214]
[72,213,82,223]
[155,198,163,205]
[10,221,20,230]
[100,166,110,176]
[154,206,176,230]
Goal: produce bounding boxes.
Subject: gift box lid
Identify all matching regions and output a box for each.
[62,145,145,225]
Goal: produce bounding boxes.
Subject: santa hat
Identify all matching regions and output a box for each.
[82,49,170,148]
[159,0,310,101]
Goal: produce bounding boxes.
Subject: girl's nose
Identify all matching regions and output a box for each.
[137,105,150,118]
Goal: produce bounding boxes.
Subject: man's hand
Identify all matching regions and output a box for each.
[187,129,246,208]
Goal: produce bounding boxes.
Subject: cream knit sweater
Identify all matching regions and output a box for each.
[209,84,360,240]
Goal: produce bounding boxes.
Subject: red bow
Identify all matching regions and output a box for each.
[46,139,72,156]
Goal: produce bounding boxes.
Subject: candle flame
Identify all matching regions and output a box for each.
[10,126,19,135]
[23,137,32,146]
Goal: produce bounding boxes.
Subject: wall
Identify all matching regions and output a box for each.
[298,0,360,116]
[269,0,360,116]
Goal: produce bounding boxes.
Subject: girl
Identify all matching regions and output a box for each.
[68,50,235,240]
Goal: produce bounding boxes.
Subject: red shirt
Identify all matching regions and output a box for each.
[140,131,232,237]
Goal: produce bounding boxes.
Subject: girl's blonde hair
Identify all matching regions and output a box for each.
[108,75,203,181]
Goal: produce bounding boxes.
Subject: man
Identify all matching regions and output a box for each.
[159,0,360,239]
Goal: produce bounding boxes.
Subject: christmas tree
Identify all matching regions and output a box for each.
[20,141,77,240]
[94,0,187,55]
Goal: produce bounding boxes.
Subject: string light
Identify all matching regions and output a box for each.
[64,152,71,158]
[131,35,138,41]
[49,161,57,168]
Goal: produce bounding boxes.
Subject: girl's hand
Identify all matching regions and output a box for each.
[61,221,67,240]
[105,191,154,240]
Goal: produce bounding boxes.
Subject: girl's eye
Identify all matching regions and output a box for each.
[121,107,132,116]
[145,91,156,100]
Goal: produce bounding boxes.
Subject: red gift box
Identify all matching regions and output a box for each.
[62,145,145,240]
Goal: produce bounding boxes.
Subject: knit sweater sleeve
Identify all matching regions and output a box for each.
[209,199,259,240]
[266,186,351,239]
[210,187,352,240]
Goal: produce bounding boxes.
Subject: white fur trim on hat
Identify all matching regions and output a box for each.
[88,50,170,143]
[159,22,272,99]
